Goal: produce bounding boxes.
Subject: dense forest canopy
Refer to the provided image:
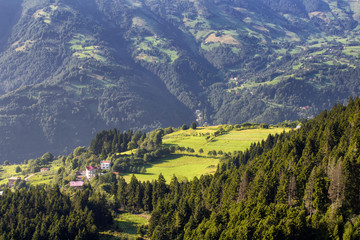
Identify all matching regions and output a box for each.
[1,0,360,161]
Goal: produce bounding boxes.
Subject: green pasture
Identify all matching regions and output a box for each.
[163,127,289,153]
[68,34,107,62]
[120,127,289,183]
[28,174,54,185]
[136,36,179,63]
[122,154,218,183]
[0,165,27,185]
[100,213,149,239]
[0,162,61,187]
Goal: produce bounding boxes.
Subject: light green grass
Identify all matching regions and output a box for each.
[28,174,54,185]
[163,127,289,153]
[100,213,149,239]
[230,76,286,90]
[343,46,360,56]
[69,34,107,63]
[0,162,61,187]
[0,165,27,185]
[136,36,179,63]
[207,128,287,152]
[122,154,218,183]
[201,42,221,51]
[195,30,213,40]
[120,127,290,183]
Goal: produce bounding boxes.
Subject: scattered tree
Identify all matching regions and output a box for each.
[190,122,197,130]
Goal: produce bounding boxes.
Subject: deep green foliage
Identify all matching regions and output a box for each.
[0,185,112,240]
[136,97,360,239]
[89,129,145,156]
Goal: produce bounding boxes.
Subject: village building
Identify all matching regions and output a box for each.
[8,177,21,188]
[0,191,3,196]
[40,168,50,172]
[86,166,98,179]
[69,181,84,190]
[76,170,86,180]
[100,160,111,170]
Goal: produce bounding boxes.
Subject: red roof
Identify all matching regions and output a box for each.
[101,160,111,164]
[70,181,84,187]
[86,166,98,170]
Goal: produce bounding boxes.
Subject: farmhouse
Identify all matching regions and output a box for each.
[100,160,111,170]
[8,177,21,188]
[86,166,98,179]
[69,181,84,190]
[76,170,86,179]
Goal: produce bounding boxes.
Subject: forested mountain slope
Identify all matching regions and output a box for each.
[2,0,360,161]
[143,97,360,239]
[2,99,360,239]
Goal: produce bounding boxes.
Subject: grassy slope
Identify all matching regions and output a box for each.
[0,165,27,185]
[0,127,289,185]
[122,154,219,183]
[100,213,150,240]
[162,127,288,152]
[0,161,61,186]
[122,126,289,183]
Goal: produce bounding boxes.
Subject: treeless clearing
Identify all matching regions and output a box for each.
[308,12,331,24]
[205,33,240,45]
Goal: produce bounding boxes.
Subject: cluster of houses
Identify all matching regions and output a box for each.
[69,160,111,190]
[3,161,112,192]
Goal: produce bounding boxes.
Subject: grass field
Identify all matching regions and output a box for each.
[68,34,107,62]
[100,213,149,239]
[0,161,61,187]
[0,127,290,186]
[122,154,218,183]
[0,165,28,185]
[135,36,179,63]
[163,127,288,152]
[120,127,290,183]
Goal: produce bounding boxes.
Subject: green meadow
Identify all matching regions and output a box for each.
[0,165,27,185]
[121,126,290,183]
[163,126,289,152]
[100,213,149,239]
[122,154,218,183]
[0,161,61,187]
[1,127,290,186]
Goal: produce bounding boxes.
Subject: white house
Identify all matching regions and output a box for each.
[86,166,98,179]
[100,160,111,170]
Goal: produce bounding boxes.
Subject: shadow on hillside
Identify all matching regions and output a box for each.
[113,218,138,235]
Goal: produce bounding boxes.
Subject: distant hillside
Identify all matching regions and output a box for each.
[1,0,360,161]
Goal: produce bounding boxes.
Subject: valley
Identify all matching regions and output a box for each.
[1,1,360,238]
